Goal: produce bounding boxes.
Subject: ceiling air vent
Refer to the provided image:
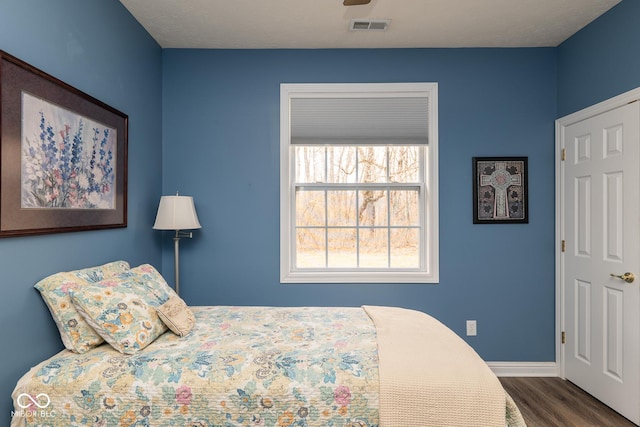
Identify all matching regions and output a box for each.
[349,19,390,31]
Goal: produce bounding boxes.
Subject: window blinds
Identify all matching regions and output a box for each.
[290,97,429,145]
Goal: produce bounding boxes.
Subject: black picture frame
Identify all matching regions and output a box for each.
[0,50,127,237]
[472,156,528,224]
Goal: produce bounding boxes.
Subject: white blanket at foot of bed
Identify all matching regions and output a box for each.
[364,305,507,427]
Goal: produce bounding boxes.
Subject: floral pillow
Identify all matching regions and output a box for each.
[110,264,177,304]
[34,261,130,353]
[156,294,195,337]
[69,264,174,354]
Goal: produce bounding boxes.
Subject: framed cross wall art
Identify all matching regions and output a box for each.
[472,157,528,224]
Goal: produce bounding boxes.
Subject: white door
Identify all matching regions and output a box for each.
[563,100,640,424]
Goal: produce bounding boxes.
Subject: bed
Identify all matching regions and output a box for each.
[12,261,526,427]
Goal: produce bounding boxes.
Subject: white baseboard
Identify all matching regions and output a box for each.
[488,362,559,377]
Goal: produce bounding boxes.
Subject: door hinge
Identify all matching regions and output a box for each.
[561,148,566,161]
[561,240,566,252]
[562,331,566,344]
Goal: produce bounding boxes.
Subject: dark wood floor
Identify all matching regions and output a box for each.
[500,377,637,427]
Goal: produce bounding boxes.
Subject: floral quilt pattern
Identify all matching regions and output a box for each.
[13,306,380,427]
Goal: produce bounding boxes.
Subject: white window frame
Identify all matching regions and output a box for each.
[280,83,439,283]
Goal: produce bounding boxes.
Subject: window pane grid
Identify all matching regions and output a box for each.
[296,225,421,230]
[294,145,424,271]
[295,146,422,184]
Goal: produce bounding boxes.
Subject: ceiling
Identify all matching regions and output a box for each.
[119,0,621,49]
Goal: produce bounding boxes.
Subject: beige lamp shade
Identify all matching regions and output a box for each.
[153,195,201,230]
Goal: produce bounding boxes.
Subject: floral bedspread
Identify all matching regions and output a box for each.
[12,306,380,427]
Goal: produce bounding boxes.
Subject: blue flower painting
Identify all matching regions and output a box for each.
[21,92,116,209]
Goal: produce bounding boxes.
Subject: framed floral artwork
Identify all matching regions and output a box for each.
[0,50,127,237]
[472,157,528,224]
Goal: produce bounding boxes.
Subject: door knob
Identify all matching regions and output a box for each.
[610,272,635,283]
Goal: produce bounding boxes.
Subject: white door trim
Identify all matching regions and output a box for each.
[555,87,640,379]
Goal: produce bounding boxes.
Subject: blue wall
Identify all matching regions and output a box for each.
[162,48,558,362]
[1,0,637,421]
[0,0,163,421]
[557,0,640,116]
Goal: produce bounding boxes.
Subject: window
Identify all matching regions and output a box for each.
[280,83,438,283]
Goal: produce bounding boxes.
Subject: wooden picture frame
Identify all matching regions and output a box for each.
[472,157,528,224]
[0,50,127,237]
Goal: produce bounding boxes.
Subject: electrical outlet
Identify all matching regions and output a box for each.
[466,320,477,336]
